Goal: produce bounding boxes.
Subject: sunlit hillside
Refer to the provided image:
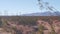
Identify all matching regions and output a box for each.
[0,16,60,34]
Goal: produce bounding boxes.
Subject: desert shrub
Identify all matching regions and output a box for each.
[38,24,44,34]
[48,19,56,34]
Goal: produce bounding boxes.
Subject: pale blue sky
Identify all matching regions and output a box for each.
[0,0,60,15]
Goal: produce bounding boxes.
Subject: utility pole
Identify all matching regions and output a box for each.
[19,12,21,16]
[0,11,2,16]
[4,10,8,16]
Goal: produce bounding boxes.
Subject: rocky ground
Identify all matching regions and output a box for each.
[0,17,60,34]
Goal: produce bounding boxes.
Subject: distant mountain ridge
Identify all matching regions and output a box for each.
[21,11,60,16]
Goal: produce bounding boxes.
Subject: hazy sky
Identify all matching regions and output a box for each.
[0,0,60,15]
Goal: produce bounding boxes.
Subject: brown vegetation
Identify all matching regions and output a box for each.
[0,16,60,34]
